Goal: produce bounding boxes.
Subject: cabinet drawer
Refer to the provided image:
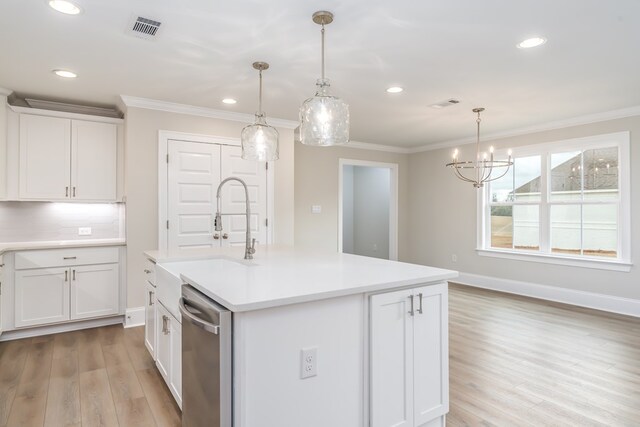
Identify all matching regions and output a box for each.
[144,257,156,286]
[15,247,119,270]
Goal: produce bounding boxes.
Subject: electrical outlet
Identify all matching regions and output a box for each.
[311,205,322,214]
[301,347,318,379]
[451,254,457,263]
[373,243,378,252]
[78,227,92,236]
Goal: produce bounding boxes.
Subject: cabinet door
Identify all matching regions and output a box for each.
[15,267,70,327]
[70,264,119,320]
[370,288,414,427]
[144,282,157,359]
[156,303,172,383]
[169,314,182,408]
[413,284,448,425]
[71,120,117,201]
[19,115,71,200]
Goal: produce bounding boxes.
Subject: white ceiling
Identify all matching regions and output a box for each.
[1,0,639,147]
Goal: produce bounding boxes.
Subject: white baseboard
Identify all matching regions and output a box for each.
[455,272,640,318]
[124,306,145,328]
[0,316,124,342]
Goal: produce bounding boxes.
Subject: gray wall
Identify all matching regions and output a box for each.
[407,115,640,300]
[352,166,390,259]
[342,165,355,254]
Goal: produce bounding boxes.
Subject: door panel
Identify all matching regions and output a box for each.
[145,282,156,359]
[156,303,171,381]
[19,115,71,200]
[15,267,70,327]
[220,145,267,247]
[71,120,117,201]
[413,284,449,425]
[70,264,119,320]
[168,141,221,251]
[370,289,414,427]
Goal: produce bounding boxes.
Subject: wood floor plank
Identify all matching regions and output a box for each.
[0,338,31,426]
[137,368,181,427]
[79,368,119,427]
[114,396,156,427]
[44,350,81,426]
[78,329,106,374]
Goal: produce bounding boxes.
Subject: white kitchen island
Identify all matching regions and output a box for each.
[144,246,457,427]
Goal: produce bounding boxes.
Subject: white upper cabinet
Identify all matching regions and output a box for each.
[71,120,117,201]
[18,113,118,201]
[19,114,71,200]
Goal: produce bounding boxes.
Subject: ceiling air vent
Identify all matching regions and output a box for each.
[430,99,460,109]
[129,16,162,39]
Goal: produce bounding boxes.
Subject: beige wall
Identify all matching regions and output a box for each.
[124,107,294,308]
[407,115,640,300]
[294,143,410,259]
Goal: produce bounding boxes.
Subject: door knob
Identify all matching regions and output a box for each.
[222,233,229,240]
[214,234,220,240]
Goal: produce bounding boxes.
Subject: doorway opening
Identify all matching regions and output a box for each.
[338,159,399,260]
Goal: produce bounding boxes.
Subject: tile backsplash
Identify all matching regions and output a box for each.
[0,202,125,243]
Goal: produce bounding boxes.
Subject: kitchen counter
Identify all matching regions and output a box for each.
[150,245,457,312]
[0,238,126,255]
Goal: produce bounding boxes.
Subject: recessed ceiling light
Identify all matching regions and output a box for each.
[53,69,77,78]
[386,86,404,93]
[48,0,82,15]
[222,98,237,105]
[517,37,547,49]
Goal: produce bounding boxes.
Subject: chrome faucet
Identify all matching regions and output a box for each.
[214,177,256,260]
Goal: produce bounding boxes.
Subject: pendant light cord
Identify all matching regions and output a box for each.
[321,24,325,80]
[476,110,482,182]
[258,69,263,115]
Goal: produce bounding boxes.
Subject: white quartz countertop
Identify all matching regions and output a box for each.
[0,238,126,255]
[151,246,457,312]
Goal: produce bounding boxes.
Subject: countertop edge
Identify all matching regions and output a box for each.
[0,239,127,256]
[181,271,459,313]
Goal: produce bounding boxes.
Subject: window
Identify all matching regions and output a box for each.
[479,132,631,270]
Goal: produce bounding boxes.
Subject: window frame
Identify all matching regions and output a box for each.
[477,131,632,272]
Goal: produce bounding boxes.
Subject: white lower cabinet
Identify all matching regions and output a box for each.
[12,247,121,329]
[144,281,157,358]
[370,282,448,427]
[15,267,70,328]
[156,302,182,408]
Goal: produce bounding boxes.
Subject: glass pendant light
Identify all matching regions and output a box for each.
[241,62,279,161]
[299,11,350,146]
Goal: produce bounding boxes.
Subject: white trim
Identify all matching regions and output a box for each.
[477,249,632,272]
[338,159,399,261]
[158,130,274,252]
[410,105,640,153]
[0,316,124,342]
[124,306,145,328]
[121,95,298,129]
[455,272,640,318]
[347,140,413,154]
[0,87,12,96]
[8,105,124,124]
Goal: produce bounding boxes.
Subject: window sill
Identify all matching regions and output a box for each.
[476,248,632,272]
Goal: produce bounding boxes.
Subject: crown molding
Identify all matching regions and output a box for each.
[119,95,298,129]
[346,140,413,154]
[0,87,12,97]
[409,104,640,153]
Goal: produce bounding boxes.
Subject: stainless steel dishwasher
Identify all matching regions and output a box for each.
[179,285,232,427]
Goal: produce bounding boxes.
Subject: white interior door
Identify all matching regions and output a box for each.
[220,145,268,247]
[168,140,221,251]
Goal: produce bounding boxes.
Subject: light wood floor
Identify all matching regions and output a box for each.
[1,286,639,426]
[0,325,181,427]
[447,283,640,427]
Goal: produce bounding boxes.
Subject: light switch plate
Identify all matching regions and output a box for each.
[78,227,92,236]
[311,205,322,214]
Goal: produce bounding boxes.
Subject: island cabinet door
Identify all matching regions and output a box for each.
[144,281,157,359]
[370,288,415,427]
[412,283,449,426]
[156,303,172,382]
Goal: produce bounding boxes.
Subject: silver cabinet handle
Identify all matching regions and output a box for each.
[63,256,77,260]
[179,297,220,334]
[144,269,152,274]
[162,315,170,334]
[408,295,414,316]
[222,233,229,240]
[417,293,423,314]
[72,269,76,281]
[213,234,220,240]
[65,186,69,197]
[148,291,154,306]
[72,187,76,197]
[65,270,68,282]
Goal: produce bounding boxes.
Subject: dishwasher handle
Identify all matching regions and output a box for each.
[179,297,220,335]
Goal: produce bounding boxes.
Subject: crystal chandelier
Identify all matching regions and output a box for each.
[298,10,350,146]
[446,108,513,188]
[241,62,279,161]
